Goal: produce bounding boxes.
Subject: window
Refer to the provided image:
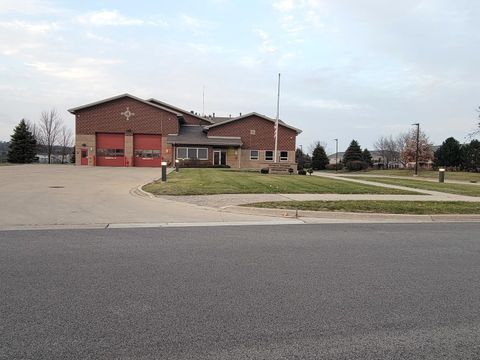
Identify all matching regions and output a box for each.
[250,150,259,160]
[187,148,197,159]
[135,150,161,159]
[197,148,208,160]
[97,148,124,157]
[280,151,288,161]
[177,147,187,159]
[176,147,208,160]
[265,150,273,161]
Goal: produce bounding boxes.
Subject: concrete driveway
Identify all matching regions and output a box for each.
[0,165,295,229]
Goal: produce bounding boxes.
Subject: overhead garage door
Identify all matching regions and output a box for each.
[96,133,125,167]
[134,134,162,167]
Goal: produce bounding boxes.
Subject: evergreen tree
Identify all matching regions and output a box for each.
[343,140,363,163]
[433,137,462,168]
[7,119,37,163]
[362,148,373,167]
[461,140,480,171]
[311,143,329,170]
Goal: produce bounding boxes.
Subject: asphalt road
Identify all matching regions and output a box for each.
[1,223,480,359]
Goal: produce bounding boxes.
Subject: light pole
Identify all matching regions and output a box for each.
[412,123,420,176]
[334,138,338,173]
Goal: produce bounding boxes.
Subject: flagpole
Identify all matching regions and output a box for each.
[274,73,280,163]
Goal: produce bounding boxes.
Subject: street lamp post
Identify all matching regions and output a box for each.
[412,123,420,176]
[334,138,339,173]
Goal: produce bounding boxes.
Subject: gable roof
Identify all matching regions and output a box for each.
[147,98,215,124]
[204,112,302,134]
[68,93,181,115]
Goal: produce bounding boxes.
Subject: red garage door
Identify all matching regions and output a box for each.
[134,134,162,167]
[96,133,125,167]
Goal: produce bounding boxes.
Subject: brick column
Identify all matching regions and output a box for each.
[125,133,133,167]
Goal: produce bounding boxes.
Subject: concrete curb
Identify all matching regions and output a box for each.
[223,206,480,223]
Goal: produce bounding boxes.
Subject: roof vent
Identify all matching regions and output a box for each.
[229,114,231,118]
[213,112,215,118]
[239,112,242,116]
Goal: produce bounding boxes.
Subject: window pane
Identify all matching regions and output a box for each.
[152,150,161,158]
[144,150,153,158]
[116,149,124,156]
[188,148,197,159]
[280,151,288,160]
[177,148,187,158]
[265,151,273,161]
[198,148,208,159]
[250,150,258,160]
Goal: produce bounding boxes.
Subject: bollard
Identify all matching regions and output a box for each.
[438,168,445,183]
[161,161,167,182]
[175,159,179,172]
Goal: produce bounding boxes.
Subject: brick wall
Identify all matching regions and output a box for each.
[207,115,297,151]
[75,97,179,136]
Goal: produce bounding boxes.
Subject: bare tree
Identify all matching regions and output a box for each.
[39,109,62,164]
[374,135,398,167]
[467,106,480,139]
[59,126,73,164]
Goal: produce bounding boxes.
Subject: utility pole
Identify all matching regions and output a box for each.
[334,138,339,173]
[202,86,205,117]
[412,123,420,176]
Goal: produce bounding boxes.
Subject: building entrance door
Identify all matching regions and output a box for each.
[213,150,226,166]
[80,148,88,165]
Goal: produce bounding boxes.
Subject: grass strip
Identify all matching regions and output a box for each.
[244,200,480,215]
[356,177,480,197]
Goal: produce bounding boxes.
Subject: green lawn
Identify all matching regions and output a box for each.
[245,200,480,214]
[357,177,480,197]
[142,168,421,196]
[361,169,480,182]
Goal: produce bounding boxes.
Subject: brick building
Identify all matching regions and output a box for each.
[69,94,301,169]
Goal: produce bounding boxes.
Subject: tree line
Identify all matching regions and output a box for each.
[297,118,480,172]
[7,109,73,164]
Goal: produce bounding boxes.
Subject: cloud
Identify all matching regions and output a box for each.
[304,99,363,110]
[0,20,58,34]
[76,10,166,27]
[0,20,59,55]
[272,0,295,12]
[25,58,121,80]
[0,0,58,14]
[253,29,277,53]
[179,14,212,34]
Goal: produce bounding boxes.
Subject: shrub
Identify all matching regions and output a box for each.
[298,169,307,175]
[260,168,269,174]
[345,160,368,171]
[288,168,294,174]
[325,163,344,171]
[307,168,313,175]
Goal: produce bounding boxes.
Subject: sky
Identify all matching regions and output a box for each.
[0,0,479,154]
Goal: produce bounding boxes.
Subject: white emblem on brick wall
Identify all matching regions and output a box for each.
[121,107,135,120]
